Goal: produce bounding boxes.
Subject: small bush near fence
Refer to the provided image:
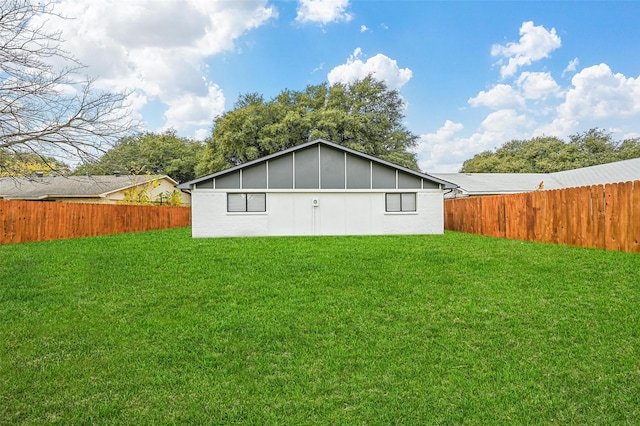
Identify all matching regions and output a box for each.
[0,200,191,244]
[444,180,640,253]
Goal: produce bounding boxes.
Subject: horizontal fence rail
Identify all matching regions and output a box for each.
[0,200,191,244]
[444,180,640,253]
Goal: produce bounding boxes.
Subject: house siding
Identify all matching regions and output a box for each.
[191,190,443,237]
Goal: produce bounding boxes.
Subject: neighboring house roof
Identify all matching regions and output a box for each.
[429,173,560,196]
[432,157,640,197]
[0,174,176,200]
[549,157,640,189]
[179,138,457,190]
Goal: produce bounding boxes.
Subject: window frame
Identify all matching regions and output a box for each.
[385,192,417,213]
[227,193,266,213]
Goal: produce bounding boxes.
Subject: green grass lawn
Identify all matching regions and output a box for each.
[1,228,639,424]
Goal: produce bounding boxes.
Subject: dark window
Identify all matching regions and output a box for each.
[227,193,266,212]
[385,193,416,212]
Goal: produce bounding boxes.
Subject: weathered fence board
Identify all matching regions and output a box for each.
[0,200,191,244]
[444,180,640,253]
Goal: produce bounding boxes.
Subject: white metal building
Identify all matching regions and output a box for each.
[179,139,456,237]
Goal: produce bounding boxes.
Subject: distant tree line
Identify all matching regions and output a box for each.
[75,125,638,183]
[74,130,205,183]
[5,65,639,180]
[0,151,70,177]
[461,128,640,173]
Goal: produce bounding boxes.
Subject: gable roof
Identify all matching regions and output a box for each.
[179,139,456,190]
[431,157,640,197]
[0,174,176,200]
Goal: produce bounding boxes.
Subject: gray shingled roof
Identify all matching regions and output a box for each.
[0,175,174,200]
[431,157,640,197]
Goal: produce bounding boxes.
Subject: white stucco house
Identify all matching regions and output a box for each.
[179,139,456,237]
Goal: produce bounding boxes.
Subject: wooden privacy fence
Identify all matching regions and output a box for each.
[444,180,640,253]
[0,200,191,245]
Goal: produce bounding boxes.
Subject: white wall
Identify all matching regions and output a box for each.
[191,190,444,237]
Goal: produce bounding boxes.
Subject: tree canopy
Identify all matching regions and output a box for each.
[1,0,135,175]
[196,76,419,175]
[460,128,640,173]
[74,131,205,183]
[0,151,70,176]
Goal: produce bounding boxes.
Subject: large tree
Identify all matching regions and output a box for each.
[197,76,419,175]
[460,128,640,173]
[0,0,135,176]
[74,131,205,183]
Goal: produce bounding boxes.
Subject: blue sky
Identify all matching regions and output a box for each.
[46,0,640,172]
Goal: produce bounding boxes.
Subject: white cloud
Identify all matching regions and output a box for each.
[516,72,561,100]
[194,128,211,142]
[416,111,535,173]
[414,24,640,172]
[467,74,559,111]
[468,84,524,109]
[327,48,412,90]
[296,0,352,24]
[414,119,499,173]
[414,120,466,172]
[41,0,277,136]
[360,25,369,32]
[163,86,226,133]
[562,57,580,78]
[557,64,640,120]
[533,117,578,138]
[419,62,640,172]
[124,92,149,123]
[623,131,640,139]
[480,109,532,133]
[107,1,209,49]
[491,21,561,78]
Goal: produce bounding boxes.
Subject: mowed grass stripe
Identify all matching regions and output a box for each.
[1,228,638,424]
